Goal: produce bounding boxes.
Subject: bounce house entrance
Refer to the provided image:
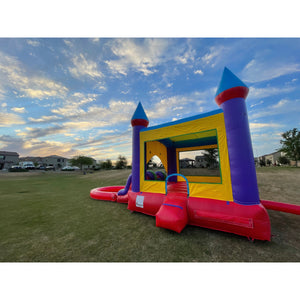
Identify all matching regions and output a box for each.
[156,174,189,233]
[165,173,189,197]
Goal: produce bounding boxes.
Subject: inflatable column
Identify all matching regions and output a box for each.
[131,102,149,193]
[215,67,260,205]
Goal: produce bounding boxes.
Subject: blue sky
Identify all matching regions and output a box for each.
[1,38,300,163]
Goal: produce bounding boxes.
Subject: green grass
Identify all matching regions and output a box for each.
[0,168,299,262]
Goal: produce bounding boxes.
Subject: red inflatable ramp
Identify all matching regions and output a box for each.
[261,200,300,215]
[156,193,188,233]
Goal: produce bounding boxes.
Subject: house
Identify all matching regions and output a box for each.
[0,151,19,170]
[264,151,285,165]
[194,155,209,168]
[20,156,43,165]
[42,155,69,169]
[257,151,284,166]
[256,151,300,166]
[179,158,195,168]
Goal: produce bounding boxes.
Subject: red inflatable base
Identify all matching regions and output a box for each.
[187,197,271,241]
[90,186,125,202]
[127,191,271,241]
[91,185,272,241]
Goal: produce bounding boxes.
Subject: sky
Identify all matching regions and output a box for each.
[1,38,300,163]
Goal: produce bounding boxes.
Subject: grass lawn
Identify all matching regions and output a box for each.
[0,168,299,262]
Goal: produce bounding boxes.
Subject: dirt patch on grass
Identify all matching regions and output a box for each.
[256,168,300,205]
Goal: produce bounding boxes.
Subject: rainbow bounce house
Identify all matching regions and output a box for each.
[90,67,300,241]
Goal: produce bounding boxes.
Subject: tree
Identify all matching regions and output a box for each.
[70,156,94,170]
[279,128,300,167]
[203,148,219,168]
[278,156,290,165]
[115,155,127,169]
[259,158,266,167]
[100,159,112,170]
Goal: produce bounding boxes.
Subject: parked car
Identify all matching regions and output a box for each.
[9,165,22,170]
[62,166,75,171]
[20,162,35,170]
[8,165,28,172]
[46,166,55,171]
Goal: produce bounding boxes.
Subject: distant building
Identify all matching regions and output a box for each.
[20,156,43,165]
[179,158,195,168]
[263,151,285,165]
[194,155,209,168]
[257,151,282,166]
[256,151,300,166]
[41,155,69,169]
[18,154,98,170]
[19,155,69,169]
[0,151,19,170]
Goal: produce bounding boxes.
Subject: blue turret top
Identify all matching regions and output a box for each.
[131,102,149,127]
[215,67,249,106]
[215,67,248,97]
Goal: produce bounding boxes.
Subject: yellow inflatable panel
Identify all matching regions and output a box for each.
[145,140,168,171]
[139,110,233,202]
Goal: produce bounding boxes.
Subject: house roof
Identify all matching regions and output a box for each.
[180,158,195,162]
[0,151,19,156]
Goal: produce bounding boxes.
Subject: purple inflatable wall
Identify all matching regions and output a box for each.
[215,68,260,205]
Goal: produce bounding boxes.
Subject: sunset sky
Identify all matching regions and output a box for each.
[1,37,300,162]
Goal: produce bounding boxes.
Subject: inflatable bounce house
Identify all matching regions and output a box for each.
[90,67,300,241]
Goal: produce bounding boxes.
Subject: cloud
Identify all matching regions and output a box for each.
[0,112,25,127]
[51,92,97,118]
[105,39,170,76]
[147,95,206,120]
[16,125,66,139]
[242,59,300,83]
[28,115,61,123]
[63,39,75,48]
[11,107,26,114]
[194,69,204,75]
[27,40,40,47]
[0,86,5,99]
[64,121,109,131]
[0,134,24,151]
[22,138,75,157]
[25,99,137,143]
[0,51,68,99]
[250,122,283,130]
[52,98,136,127]
[174,41,196,65]
[90,38,100,44]
[201,46,227,67]
[248,86,295,100]
[86,100,137,124]
[11,107,26,113]
[250,98,300,119]
[76,129,132,153]
[68,53,103,80]
[271,99,289,109]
